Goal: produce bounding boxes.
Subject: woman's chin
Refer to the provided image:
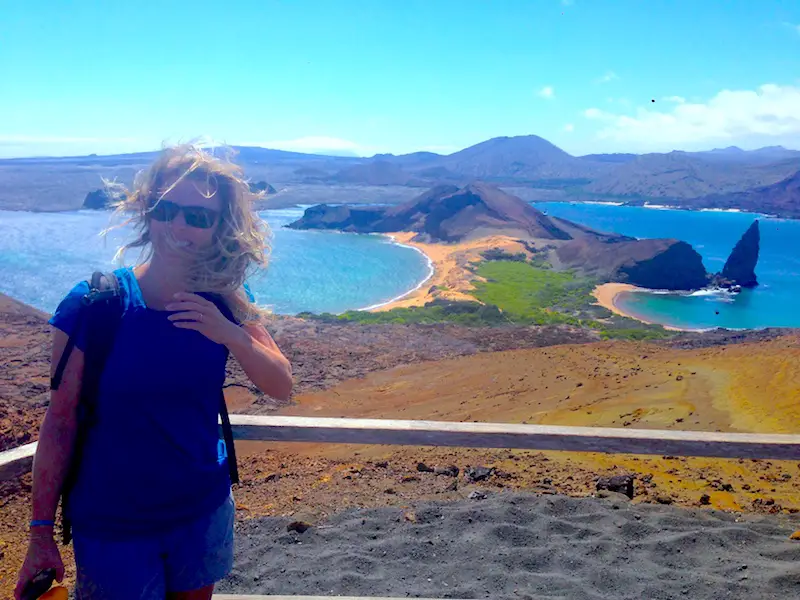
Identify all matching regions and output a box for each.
[154,246,193,263]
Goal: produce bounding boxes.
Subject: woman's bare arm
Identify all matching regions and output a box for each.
[225,321,293,403]
[30,329,84,530]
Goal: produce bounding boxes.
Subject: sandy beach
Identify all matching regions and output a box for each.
[369,232,532,311]
[375,238,690,335]
[593,282,689,332]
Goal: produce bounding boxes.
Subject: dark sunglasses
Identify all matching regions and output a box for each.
[147,198,219,229]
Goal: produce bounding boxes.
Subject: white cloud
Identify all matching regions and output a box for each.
[663,96,686,104]
[538,86,555,99]
[596,71,618,84]
[582,83,800,151]
[564,124,575,132]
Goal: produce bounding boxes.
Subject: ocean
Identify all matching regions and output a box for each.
[2,202,798,330]
[535,202,800,330]
[0,207,432,316]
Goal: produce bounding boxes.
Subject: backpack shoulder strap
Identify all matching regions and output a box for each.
[55,270,123,546]
[51,271,121,390]
[219,391,239,485]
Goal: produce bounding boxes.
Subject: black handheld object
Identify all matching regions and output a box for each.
[20,568,56,600]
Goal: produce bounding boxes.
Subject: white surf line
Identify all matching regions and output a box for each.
[356,234,435,312]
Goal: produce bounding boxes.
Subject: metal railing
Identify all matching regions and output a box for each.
[3,414,799,481]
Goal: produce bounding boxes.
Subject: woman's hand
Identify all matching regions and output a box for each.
[165,292,243,346]
[15,532,64,600]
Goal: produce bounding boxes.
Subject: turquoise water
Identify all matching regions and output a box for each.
[0,208,432,315]
[535,202,800,330]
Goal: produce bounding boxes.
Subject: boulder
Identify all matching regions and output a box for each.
[249,181,277,194]
[596,474,635,499]
[465,466,494,482]
[82,189,112,209]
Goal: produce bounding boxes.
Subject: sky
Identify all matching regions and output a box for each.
[1,0,799,158]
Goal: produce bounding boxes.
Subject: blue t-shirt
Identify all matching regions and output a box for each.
[49,267,241,539]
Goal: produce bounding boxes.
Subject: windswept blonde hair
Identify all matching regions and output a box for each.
[102,142,273,324]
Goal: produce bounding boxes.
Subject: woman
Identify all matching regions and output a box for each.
[15,144,293,600]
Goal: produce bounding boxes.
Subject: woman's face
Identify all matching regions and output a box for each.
[147,175,223,262]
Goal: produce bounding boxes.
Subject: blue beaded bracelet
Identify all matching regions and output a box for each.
[30,519,55,528]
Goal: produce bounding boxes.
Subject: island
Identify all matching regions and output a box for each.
[289,182,761,332]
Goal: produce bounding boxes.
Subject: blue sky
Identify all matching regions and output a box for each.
[1,0,799,158]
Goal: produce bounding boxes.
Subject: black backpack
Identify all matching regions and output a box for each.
[50,271,239,545]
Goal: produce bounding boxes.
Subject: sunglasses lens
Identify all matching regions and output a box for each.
[149,200,179,222]
[148,198,217,229]
[184,207,217,229]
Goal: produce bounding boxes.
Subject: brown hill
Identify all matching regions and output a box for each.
[436,135,610,180]
[288,183,580,242]
[380,182,578,242]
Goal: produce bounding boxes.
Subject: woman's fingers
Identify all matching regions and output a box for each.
[173,292,213,306]
[168,311,205,322]
[165,301,206,313]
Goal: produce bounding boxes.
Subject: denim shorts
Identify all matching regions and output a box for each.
[73,490,235,599]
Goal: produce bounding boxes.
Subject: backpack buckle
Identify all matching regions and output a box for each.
[81,288,118,306]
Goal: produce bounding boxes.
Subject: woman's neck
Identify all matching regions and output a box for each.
[133,259,189,310]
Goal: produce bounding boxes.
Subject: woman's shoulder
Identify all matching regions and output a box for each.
[48,268,140,333]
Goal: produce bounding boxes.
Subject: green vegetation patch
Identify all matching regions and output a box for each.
[471,260,595,321]
[299,258,673,339]
[297,299,508,326]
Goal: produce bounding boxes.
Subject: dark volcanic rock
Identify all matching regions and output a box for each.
[596,474,635,499]
[286,204,385,233]
[617,241,709,290]
[720,220,760,288]
[557,238,708,291]
[465,466,494,482]
[83,188,112,209]
[249,181,277,194]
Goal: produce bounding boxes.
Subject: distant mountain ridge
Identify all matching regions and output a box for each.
[2,136,798,216]
[677,169,800,218]
[584,151,800,200]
